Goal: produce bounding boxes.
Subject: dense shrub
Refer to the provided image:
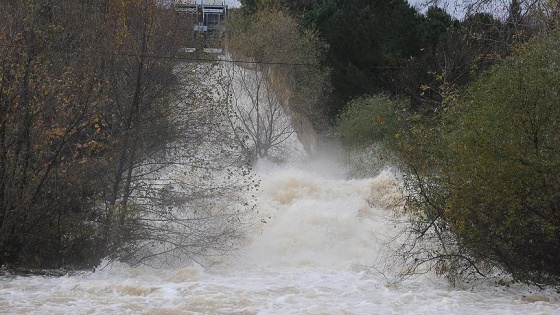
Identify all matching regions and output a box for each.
[404,32,560,284]
[335,95,404,148]
[334,94,407,176]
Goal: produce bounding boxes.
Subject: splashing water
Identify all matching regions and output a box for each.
[1,158,559,314]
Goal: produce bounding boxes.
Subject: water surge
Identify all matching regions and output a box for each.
[1,158,559,314]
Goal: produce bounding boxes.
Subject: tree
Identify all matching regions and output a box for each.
[401,32,560,285]
[226,8,329,157]
[334,94,407,177]
[394,7,510,114]
[303,0,423,118]
[222,63,296,161]
[239,0,319,18]
[0,0,254,270]
[0,0,114,269]
[79,0,255,268]
[104,61,256,267]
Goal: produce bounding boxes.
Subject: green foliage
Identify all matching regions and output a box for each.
[239,0,259,13]
[421,6,457,48]
[444,33,560,283]
[405,32,560,284]
[335,94,404,149]
[240,0,319,17]
[395,7,509,114]
[303,0,423,117]
[334,94,408,177]
[298,2,516,121]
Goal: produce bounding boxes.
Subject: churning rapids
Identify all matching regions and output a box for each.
[1,58,559,314]
[1,159,559,314]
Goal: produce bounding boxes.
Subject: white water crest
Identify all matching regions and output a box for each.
[1,157,560,314]
[1,58,559,314]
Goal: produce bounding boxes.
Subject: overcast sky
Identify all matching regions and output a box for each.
[225,0,240,7]
[408,0,467,18]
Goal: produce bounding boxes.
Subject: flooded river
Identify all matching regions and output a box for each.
[1,162,559,314]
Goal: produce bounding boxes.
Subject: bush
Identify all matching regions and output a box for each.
[336,95,404,147]
[404,32,560,284]
[334,94,407,176]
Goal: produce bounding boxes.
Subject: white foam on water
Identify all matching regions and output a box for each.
[1,159,559,314]
[228,160,404,271]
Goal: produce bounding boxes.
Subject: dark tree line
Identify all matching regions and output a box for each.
[240,0,537,119]
[324,0,560,285]
[238,0,560,286]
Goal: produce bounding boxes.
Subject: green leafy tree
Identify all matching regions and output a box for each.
[303,0,423,118]
[240,0,319,17]
[403,32,560,284]
[334,94,407,177]
[335,94,404,149]
[396,8,509,114]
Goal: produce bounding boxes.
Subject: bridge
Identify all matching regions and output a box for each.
[175,0,228,33]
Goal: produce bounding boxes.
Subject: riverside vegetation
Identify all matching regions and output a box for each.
[2,0,560,287]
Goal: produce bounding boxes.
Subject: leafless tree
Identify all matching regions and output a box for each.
[0,0,255,270]
[225,8,330,157]
[221,62,297,162]
[421,0,550,21]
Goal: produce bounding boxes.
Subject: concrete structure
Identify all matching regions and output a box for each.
[175,0,228,33]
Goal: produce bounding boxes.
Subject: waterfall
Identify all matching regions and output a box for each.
[0,61,558,315]
[2,157,558,314]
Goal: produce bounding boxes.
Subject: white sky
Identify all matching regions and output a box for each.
[408,0,467,18]
[226,0,240,7]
